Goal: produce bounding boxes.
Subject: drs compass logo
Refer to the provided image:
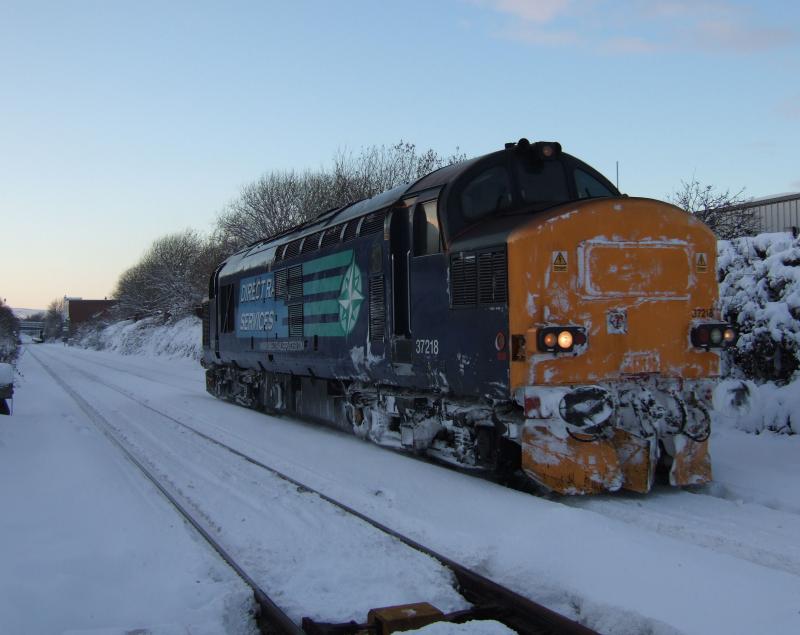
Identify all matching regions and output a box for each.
[338,257,364,335]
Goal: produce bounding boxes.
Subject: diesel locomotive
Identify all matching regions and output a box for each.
[201,139,735,494]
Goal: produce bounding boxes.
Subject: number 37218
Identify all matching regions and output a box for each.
[415,339,439,355]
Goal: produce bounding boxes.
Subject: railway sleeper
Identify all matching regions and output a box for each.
[301,602,510,635]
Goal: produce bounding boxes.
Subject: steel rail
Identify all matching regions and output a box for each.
[36,347,600,635]
[31,348,302,635]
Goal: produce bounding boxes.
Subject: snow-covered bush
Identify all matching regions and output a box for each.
[717,231,800,434]
[718,232,800,384]
[75,315,202,359]
[714,379,799,434]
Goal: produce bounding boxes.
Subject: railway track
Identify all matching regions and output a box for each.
[30,346,598,635]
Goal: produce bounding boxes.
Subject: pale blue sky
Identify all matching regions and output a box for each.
[2,0,798,308]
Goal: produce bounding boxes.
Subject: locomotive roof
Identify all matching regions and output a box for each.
[227,154,485,265]
[219,142,553,275]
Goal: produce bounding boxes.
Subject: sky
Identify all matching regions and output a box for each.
[1,0,798,310]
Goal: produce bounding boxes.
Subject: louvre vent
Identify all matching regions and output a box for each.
[275,244,286,262]
[219,284,236,332]
[451,254,478,307]
[274,269,287,300]
[288,303,304,338]
[342,218,360,242]
[369,276,385,342]
[492,250,508,303]
[288,265,303,300]
[301,232,322,254]
[201,303,210,346]
[321,225,342,248]
[360,210,385,237]
[284,238,303,260]
[478,252,494,304]
[451,249,507,307]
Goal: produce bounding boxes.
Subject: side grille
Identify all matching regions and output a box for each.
[451,249,507,307]
[360,210,385,237]
[451,253,478,306]
[274,269,287,301]
[284,238,303,260]
[321,225,342,248]
[201,303,210,346]
[301,232,322,254]
[288,265,303,300]
[288,303,304,338]
[219,284,236,332]
[492,251,508,303]
[369,276,385,342]
[478,251,508,304]
[342,218,360,242]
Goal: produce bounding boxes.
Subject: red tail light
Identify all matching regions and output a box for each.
[691,323,736,349]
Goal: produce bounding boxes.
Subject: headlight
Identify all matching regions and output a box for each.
[537,326,587,353]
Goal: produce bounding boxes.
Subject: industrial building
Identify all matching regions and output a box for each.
[63,297,117,337]
[738,192,800,234]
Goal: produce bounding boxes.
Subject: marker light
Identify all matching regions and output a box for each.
[543,332,557,348]
[691,323,737,349]
[557,330,573,349]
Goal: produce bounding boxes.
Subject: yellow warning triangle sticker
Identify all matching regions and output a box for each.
[697,253,708,271]
[553,251,568,271]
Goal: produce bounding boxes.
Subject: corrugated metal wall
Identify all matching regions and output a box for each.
[750,195,800,233]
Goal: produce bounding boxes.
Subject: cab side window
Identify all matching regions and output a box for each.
[575,168,615,199]
[516,159,569,204]
[461,166,513,220]
[413,200,441,256]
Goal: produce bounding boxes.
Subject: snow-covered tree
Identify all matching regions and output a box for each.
[0,299,20,362]
[114,230,220,319]
[718,232,800,384]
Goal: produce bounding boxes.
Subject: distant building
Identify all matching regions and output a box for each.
[63,297,117,336]
[734,192,800,235]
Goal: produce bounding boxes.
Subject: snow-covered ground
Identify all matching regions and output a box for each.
[3,342,799,635]
[4,231,796,634]
[0,346,255,635]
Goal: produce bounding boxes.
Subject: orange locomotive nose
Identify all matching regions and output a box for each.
[508,198,717,494]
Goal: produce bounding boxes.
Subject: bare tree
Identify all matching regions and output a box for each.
[669,178,759,239]
[111,141,466,319]
[215,171,319,251]
[43,297,65,341]
[215,141,465,252]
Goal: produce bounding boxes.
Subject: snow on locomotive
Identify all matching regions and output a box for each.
[201,139,736,494]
